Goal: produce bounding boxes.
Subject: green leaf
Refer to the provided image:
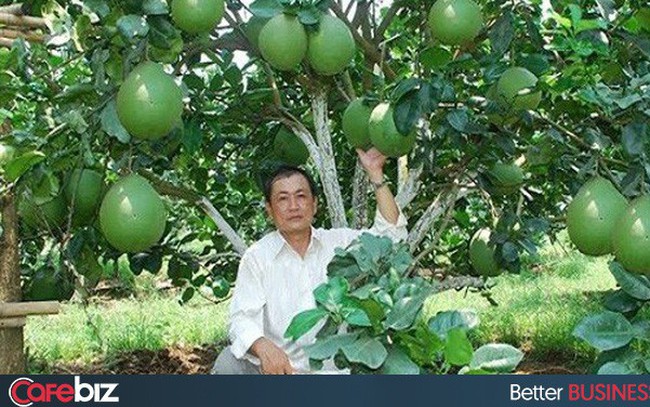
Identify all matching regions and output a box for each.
[443,328,473,366]
[609,261,650,300]
[5,151,46,182]
[250,0,283,18]
[632,320,650,341]
[469,344,523,372]
[602,289,643,314]
[304,333,358,360]
[446,109,468,132]
[284,308,328,341]
[428,310,479,339]
[392,78,421,102]
[117,15,149,40]
[181,286,195,303]
[380,347,420,374]
[620,32,650,60]
[142,0,168,15]
[342,305,372,327]
[350,283,378,300]
[128,251,163,275]
[341,336,388,369]
[489,12,514,57]
[598,362,634,374]
[298,7,320,26]
[313,276,348,311]
[622,122,647,158]
[383,293,429,331]
[183,119,203,153]
[573,311,635,351]
[420,47,452,69]
[327,250,362,279]
[101,101,131,143]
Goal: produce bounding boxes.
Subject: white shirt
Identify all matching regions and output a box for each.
[227,209,408,374]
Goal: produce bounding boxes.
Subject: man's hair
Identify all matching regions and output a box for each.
[263,165,318,202]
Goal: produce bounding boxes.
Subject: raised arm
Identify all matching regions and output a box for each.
[357,148,399,225]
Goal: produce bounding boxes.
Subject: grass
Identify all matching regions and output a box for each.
[425,240,617,368]
[24,236,628,372]
[25,279,229,368]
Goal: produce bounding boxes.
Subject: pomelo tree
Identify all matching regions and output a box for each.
[0,0,649,373]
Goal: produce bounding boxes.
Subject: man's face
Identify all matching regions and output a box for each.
[265,173,317,235]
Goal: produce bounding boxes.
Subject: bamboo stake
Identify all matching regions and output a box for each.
[0,37,13,47]
[0,4,23,15]
[0,317,26,328]
[0,301,60,318]
[0,13,47,28]
[0,28,44,42]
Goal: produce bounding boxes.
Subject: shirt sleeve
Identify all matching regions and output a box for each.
[366,207,408,243]
[228,252,266,359]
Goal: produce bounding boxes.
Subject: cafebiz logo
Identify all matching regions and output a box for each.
[9,376,119,406]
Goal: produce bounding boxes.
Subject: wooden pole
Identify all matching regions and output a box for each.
[0,29,44,42]
[0,13,46,28]
[0,302,60,318]
[0,4,23,15]
[0,318,26,329]
[0,38,13,47]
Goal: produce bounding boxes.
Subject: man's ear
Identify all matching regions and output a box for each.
[265,201,273,219]
[312,197,318,216]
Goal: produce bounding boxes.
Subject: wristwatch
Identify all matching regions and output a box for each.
[370,179,388,190]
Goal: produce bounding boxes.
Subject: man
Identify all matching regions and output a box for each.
[211,148,408,374]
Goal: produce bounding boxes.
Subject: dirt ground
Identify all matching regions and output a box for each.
[41,345,586,375]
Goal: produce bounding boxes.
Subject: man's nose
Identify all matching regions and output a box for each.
[288,196,299,209]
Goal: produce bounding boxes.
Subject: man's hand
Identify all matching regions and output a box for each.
[356,147,387,183]
[250,337,294,375]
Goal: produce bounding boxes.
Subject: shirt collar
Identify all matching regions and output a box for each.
[270,226,322,259]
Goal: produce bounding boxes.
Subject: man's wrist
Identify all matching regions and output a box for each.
[367,172,383,184]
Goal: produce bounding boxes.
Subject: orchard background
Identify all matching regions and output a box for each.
[0,0,649,374]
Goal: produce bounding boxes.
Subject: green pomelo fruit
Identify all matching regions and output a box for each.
[116,62,183,140]
[469,228,501,277]
[99,174,167,253]
[368,103,416,158]
[24,266,75,301]
[342,98,373,149]
[567,177,627,256]
[496,67,541,111]
[488,162,524,195]
[0,143,15,167]
[307,14,356,76]
[612,196,650,274]
[258,14,308,71]
[19,195,66,230]
[243,16,270,49]
[273,127,309,166]
[64,169,105,226]
[428,0,483,46]
[171,0,225,34]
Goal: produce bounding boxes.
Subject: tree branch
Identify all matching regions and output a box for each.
[375,0,403,41]
[329,2,396,81]
[395,165,423,209]
[137,170,248,255]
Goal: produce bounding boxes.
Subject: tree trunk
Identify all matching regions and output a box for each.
[351,159,369,229]
[0,191,26,374]
[311,88,348,228]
